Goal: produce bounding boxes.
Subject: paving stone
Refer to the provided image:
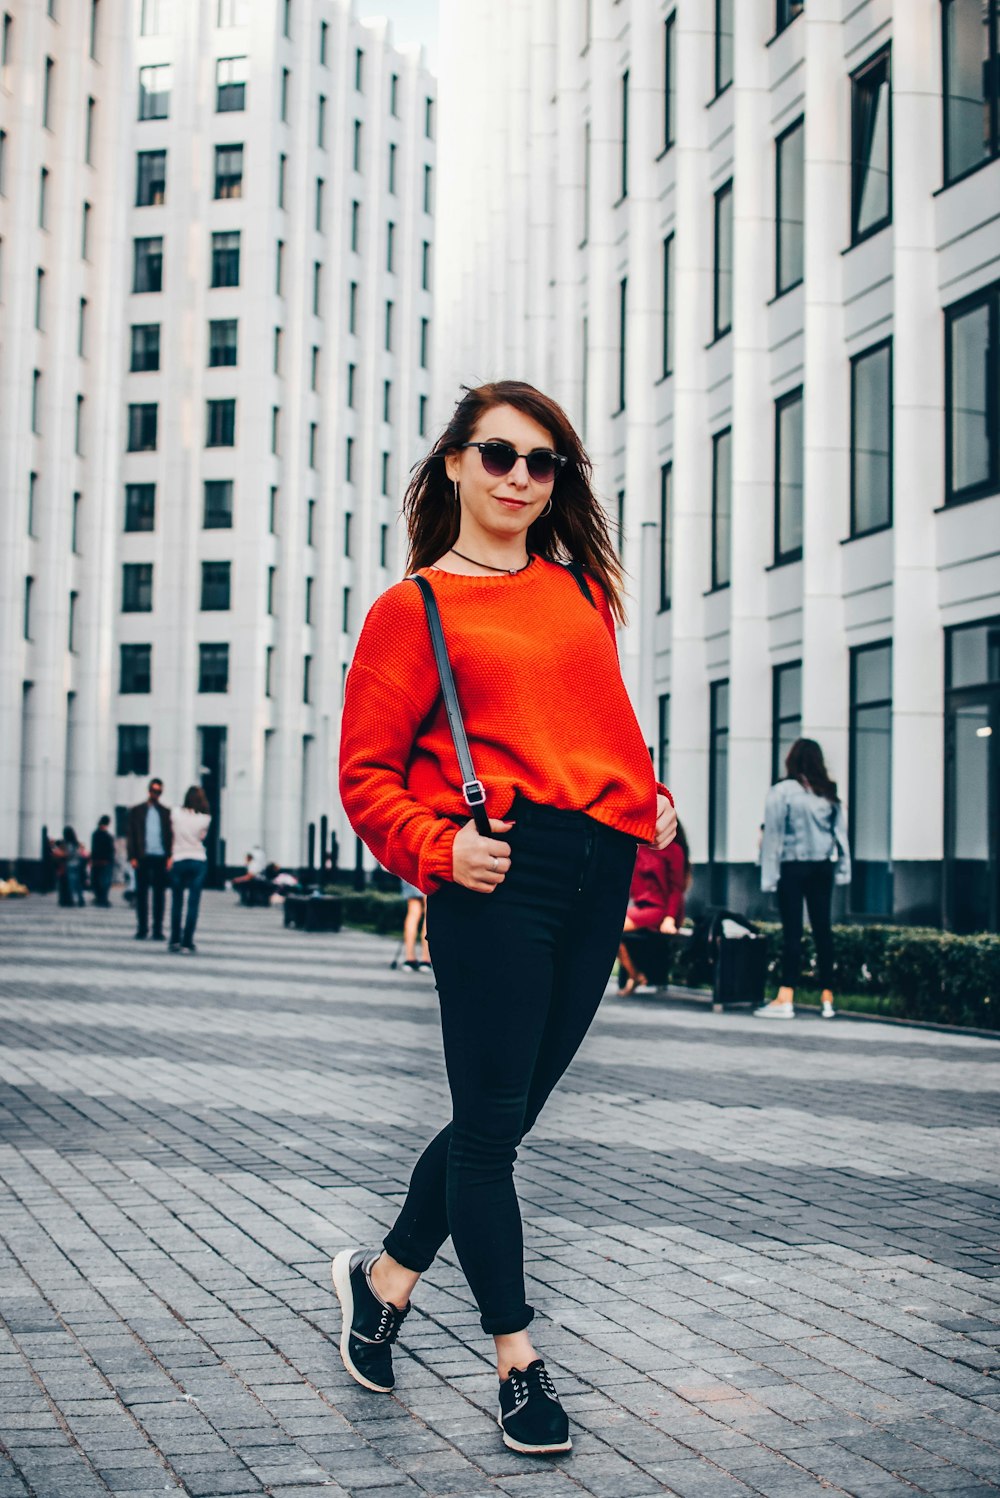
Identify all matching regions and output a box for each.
[1,896,999,1498]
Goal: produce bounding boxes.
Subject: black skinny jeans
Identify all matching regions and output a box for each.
[382,795,638,1336]
[777,859,835,991]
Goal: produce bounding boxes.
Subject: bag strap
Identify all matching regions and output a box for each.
[564,559,596,607]
[408,574,492,837]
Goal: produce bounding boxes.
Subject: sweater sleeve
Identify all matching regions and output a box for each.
[339,587,459,894]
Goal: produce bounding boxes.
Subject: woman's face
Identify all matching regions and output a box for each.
[444,403,558,542]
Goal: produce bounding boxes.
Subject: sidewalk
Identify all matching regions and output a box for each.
[1,892,998,1498]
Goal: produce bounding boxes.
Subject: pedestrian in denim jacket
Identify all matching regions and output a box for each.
[757,738,851,1021]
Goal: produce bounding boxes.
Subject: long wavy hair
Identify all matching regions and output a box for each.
[785,738,839,802]
[402,380,627,623]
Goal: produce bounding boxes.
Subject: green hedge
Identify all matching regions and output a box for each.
[331,891,1000,1031]
[669,920,1000,1031]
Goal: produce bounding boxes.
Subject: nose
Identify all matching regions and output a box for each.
[508,456,530,489]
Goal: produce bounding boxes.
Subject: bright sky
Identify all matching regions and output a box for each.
[365,0,439,69]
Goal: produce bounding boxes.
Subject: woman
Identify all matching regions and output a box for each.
[399,879,431,973]
[757,738,850,1020]
[618,819,691,994]
[54,827,87,908]
[168,787,211,953]
[337,381,676,1456]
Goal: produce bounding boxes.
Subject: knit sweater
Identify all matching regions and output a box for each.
[339,556,672,893]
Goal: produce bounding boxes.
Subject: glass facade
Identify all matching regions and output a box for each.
[946,618,1000,932]
[849,642,893,915]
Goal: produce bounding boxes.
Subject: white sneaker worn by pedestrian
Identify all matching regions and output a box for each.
[754,998,795,1019]
[821,998,835,1019]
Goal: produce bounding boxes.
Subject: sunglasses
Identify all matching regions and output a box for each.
[459,441,568,485]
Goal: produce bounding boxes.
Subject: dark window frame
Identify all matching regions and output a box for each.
[659,460,672,612]
[120,642,152,695]
[661,231,674,378]
[210,229,240,288]
[124,482,155,532]
[775,114,805,297]
[135,147,166,207]
[198,642,229,694]
[662,11,676,154]
[941,0,1000,189]
[848,639,894,916]
[710,426,732,591]
[615,276,627,413]
[203,479,233,529]
[770,660,802,784]
[658,692,671,783]
[850,45,893,247]
[133,235,162,293]
[200,559,231,611]
[773,385,804,566]
[775,0,804,37]
[121,561,153,614]
[117,724,150,776]
[713,0,733,98]
[713,179,733,340]
[849,335,894,536]
[130,322,160,372]
[944,279,1000,508]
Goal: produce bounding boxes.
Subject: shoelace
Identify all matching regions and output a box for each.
[507,1363,557,1406]
[373,1299,409,1345]
[530,1363,558,1400]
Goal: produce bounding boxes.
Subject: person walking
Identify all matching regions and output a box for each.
[399,880,431,973]
[90,815,116,907]
[618,819,691,994]
[168,786,211,953]
[757,738,851,1020]
[336,380,677,1456]
[127,778,172,940]
[54,827,87,907]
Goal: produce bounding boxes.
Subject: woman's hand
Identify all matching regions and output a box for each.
[653,793,677,850]
[659,915,677,934]
[451,817,514,892]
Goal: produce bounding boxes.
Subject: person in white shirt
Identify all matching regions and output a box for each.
[168,787,212,953]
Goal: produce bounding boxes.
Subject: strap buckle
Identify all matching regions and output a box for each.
[462,779,486,809]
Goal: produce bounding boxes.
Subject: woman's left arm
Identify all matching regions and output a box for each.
[833,800,851,885]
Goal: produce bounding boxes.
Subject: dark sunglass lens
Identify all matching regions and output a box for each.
[526,451,558,482]
[479,441,518,476]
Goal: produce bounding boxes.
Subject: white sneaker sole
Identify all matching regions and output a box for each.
[497,1411,572,1454]
[331,1250,393,1394]
[754,1007,795,1019]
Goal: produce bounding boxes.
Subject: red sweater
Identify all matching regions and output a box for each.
[339,557,672,892]
[628,842,688,924]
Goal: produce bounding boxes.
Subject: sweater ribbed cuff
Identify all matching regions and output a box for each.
[419,822,459,893]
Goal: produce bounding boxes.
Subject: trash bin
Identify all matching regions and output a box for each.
[699,909,768,1010]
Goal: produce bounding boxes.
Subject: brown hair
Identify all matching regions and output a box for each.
[785,738,839,802]
[402,381,627,623]
[183,785,210,813]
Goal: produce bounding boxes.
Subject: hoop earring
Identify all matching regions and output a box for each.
[541,497,553,517]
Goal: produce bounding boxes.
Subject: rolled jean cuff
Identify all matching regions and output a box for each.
[382,1228,437,1276]
[480,1303,534,1337]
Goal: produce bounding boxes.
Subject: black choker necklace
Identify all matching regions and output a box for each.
[449,547,531,576]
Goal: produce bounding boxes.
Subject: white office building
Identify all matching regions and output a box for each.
[1,0,435,874]
[435,0,1000,932]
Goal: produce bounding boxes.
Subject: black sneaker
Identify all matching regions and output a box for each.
[399,959,421,973]
[168,941,182,953]
[498,1360,571,1454]
[331,1249,409,1393]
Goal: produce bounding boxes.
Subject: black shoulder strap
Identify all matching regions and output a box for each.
[408,575,492,836]
[565,559,596,607]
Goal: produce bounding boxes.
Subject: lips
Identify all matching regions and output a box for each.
[495,497,528,509]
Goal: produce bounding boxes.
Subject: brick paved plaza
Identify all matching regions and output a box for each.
[1,894,999,1498]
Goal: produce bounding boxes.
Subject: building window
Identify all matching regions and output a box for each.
[81,201,91,258]
[851,47,892,244]
[138,63,171,120]
[659,462,672,611]
[354,46,363,90]
[203,479,233,529]
[273,325,282,373]
[206,398,235,447]
[127,402,157,452]
[618,69,629,200]
[120,643,152,694]
[39,165,48,228]
[309,421,318,468]
[304,575,314,624]
[581,121,591,246]
[133,236,163,293]
[307,498,316,545]
[140,0,169,35]
[214,143,243,198]
[318,93,327,148]
[217,0,249,23]
[23,576,32,639]
[382,451,391,495]
[313,261,322,315]
[657,694,670,783]
[616,490,625,556]
[315,176,325,231]
[418,394,427,437]
[303,654,312,702]
[31,369,41,432]
[615,277,627,413]
[713,180,733,339]
[265,646,273,698]
[380,523,388,568]
[420,317,429,368]
[345,435,354,482]
[776,0,804,34]
[342,587,351,633]
[421,239,431,291]
[776,116,804,295]
[425,95,434,138]
[27,473,37,537]
[275,239,284,294]
[43,55,54,129]
[849,642,893,916]
[386,220,396,273]
[389,141,397,194]
[714,0,733,95]
[774,387,804,564]
[124,483,155,532]
[282,0,290,39]
[353,119,362,171]
[266,565,276,613]
[311,345,320,390]
[708,680,729,902]
[661,232,674,378]
[0,130,6,197]
[344,511,352,556]
[350,199,361,252]
[277,151,287,208]
[942,0,999,186]
[198,643,229,693]
[319,18,328,65]
[211,230,240,287]
[390,72,399,116]
[75,394,84,455]
[269,486,277,534]
[945,280,999,506]
[34,267,44,330]
[117,724,149,776]
[347,362,356,408]
[383,379,392,422]
[663,12,676,152]
[216,55,246,112]
[945,617,1000,932]
[122,562,153,613]
[85,96,96,164]
[208,317,238,367]
[71,491,81,552]
[78,296,87,356]
[423,162,433,214]
[280,66,289,122]
[711,427,732,590]
[130,323,160,372]
[850,338,893,535]
[201,560,231,611]
[385,299,394,350]
[68,591,78,651]
[136,149,166,206]
[771,661,802,783]
[271,406,280,454]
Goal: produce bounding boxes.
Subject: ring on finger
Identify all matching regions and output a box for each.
[490,855,498,871]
